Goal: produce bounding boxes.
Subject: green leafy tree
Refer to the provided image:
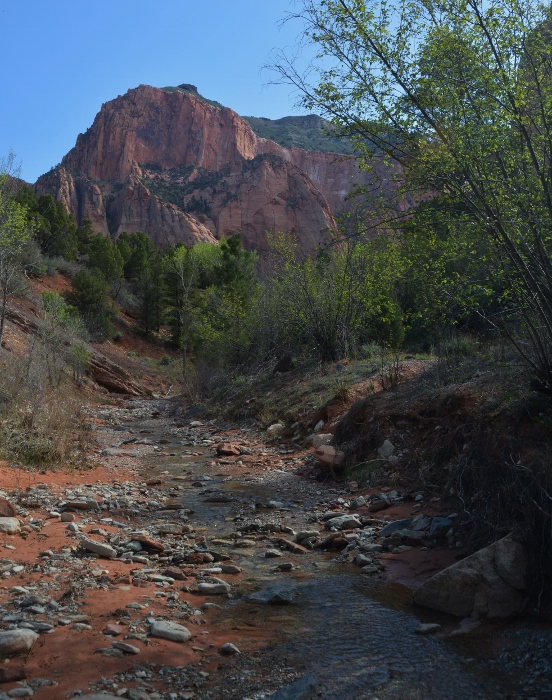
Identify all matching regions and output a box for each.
[272,0,552,389]
[76,218,95,255]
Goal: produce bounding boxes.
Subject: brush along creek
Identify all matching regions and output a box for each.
[0,398,548,700]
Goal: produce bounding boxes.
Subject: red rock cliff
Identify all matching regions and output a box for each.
[35,84,396,254]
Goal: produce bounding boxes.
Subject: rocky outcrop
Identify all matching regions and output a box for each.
[35,84,403,254]
[413,535,528,619]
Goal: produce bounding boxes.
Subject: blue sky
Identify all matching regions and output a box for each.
[0,0,311,183]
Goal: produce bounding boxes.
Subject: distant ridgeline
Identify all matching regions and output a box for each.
[162,84,356,154]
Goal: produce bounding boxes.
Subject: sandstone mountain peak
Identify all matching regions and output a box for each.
[35,83,395,253]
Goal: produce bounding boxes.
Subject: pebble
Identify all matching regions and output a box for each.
[265,549,283,558]
[219,642,240,656]
[0,518,21,535]
[80,537,116,559]
[220,564,241,574]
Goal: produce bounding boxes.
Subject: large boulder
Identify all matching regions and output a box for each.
[413,535,527,619]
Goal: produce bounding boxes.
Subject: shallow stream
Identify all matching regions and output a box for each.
[122,411,526,700]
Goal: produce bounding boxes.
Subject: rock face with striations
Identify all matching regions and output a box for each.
[35,84,403,254]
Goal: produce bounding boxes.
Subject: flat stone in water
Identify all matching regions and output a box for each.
[249,584,297,605]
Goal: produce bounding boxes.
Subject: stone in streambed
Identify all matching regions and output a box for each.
[80,537,116,559]
[0,629,38,656]
[0,518,20,535]
[150,619,191,642]
[220,564,241,574]
[219,642,240,656]
[249,584,297,604]
[112,641,140,654]
[198,582,230,595]
[413,534,527,619]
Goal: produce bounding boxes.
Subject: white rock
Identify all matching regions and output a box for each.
[0,518,20,535]
[0,629,38,655]
[198,582,230,595]
[267,423,285,435]
[150,619,191,642]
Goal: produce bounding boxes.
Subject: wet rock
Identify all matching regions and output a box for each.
[428,517,453,539]
[415,623,442,634]
[80,537,116,559]
[379,519,413,537]
[355,554,373,567]
[0,629,38,656]
[268,674,318,699]
[250,584,297,604]
[219,642,240,656]
[220,564,241,574]
[150,619,192,642]
[361,543,383,553]
[274,538,309,554]
[0,518,20,535]
[413,535,527,619]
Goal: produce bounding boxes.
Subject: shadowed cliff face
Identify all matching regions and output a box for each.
[34,84,400,254]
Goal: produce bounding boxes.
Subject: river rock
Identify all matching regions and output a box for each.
[409,514,431,531]
[219,642,240,655]
[79,696,119,700]
[0,629,38,656]
[413,535,527,619]
[198,582,230,595]
[249,584,297,604]
[0,499,16,518]
[80,537,116,559]
[379,519,413,537]
[112,641,140,654]
[268,674,318,699]
[220,564,241,574]
[428,517,453,539]
[158,523,183,535]
[325,515,361,531]
[150,620,192,642]
[0,518,20,535]
[313,445,345,468]
[311,433,333,448]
